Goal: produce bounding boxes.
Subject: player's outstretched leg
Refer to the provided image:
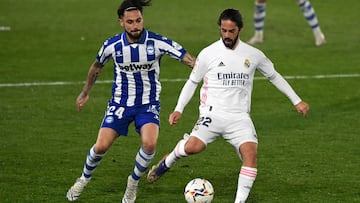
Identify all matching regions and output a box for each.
[148,135,190,183]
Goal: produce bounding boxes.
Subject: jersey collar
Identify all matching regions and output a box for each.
[122,29,148,46]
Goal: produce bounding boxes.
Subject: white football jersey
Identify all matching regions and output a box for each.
[190,39,281,113]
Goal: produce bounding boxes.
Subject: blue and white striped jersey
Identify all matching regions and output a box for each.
[96,29,187,106]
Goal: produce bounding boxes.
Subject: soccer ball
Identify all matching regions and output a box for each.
[184,178,214,203]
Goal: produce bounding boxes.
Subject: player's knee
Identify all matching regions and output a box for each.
[241,151,257,167]
[239,142,257,167]
[142,142,156,152]
[94,143,109,154]
[184,138,206,154]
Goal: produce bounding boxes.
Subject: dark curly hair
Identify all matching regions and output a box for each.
[117,0,152,18]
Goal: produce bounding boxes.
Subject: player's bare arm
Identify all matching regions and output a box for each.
[181,52,196,68]
[76,60,104,111]
[295,101,309,117]
[169,111,182,126]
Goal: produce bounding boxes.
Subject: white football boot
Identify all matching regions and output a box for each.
[121,175,138,203]
[314,30,326,46]
[247,31,264,45]
[66,178,89,201]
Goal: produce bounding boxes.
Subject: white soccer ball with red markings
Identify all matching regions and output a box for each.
[184,178,214,203]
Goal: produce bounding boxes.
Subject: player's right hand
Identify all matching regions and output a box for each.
[76,91,89,112]
[295,101,309,117]
[169,111,182,126]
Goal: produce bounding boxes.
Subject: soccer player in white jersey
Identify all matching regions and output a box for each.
[66,0,195,202]
[248,0,326,46]
[147,8,309,202]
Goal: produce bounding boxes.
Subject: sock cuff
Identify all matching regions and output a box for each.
[90,146,105,160]
[139,147,156,159]
[175,139,188,157]
[240,166,257,179]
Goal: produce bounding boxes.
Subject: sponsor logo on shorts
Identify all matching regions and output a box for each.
[193,125,199,131]
[147,105,159,115]
[154,115,159,120]
[105,116,114,123]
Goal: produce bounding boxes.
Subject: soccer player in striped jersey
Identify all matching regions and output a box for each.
[248,0,326,46]
[66,0,195,202]
[147,8,309,203]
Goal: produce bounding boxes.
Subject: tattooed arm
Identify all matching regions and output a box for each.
[76,60,104,111]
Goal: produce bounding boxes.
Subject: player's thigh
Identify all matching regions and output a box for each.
[95,127,119,153]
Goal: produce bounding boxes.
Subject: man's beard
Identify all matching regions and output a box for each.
[126,29,144,42]
[222,34,239,49]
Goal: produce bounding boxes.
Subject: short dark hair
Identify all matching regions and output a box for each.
[117,0,152,19]
[217,8,243,29]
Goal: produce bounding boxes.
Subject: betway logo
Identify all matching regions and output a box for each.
[119,63,153,71]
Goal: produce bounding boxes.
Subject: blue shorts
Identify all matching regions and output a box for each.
[100,101,160,136]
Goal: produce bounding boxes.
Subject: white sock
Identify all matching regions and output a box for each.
[234,166,257,202]
[165,139,188,168]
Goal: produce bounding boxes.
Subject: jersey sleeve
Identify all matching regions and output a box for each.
[159,41,187,60]
[174,50,209,112]
[189,51,208,83]
[268,71,302,105]
[256,52,302,105]
[174,79,199,113]
[96,39,113,66]
[149,32,187,60]
[255,54,276,78]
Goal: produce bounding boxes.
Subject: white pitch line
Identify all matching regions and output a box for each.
[0,74,359,88]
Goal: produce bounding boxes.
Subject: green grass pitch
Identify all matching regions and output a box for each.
[0,0,359,202]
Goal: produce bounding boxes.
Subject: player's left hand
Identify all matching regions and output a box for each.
[295,101,309,117]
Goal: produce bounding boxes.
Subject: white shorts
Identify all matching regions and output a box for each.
[190,106,258,150]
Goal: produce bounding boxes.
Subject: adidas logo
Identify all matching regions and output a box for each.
[218,61,225,67]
